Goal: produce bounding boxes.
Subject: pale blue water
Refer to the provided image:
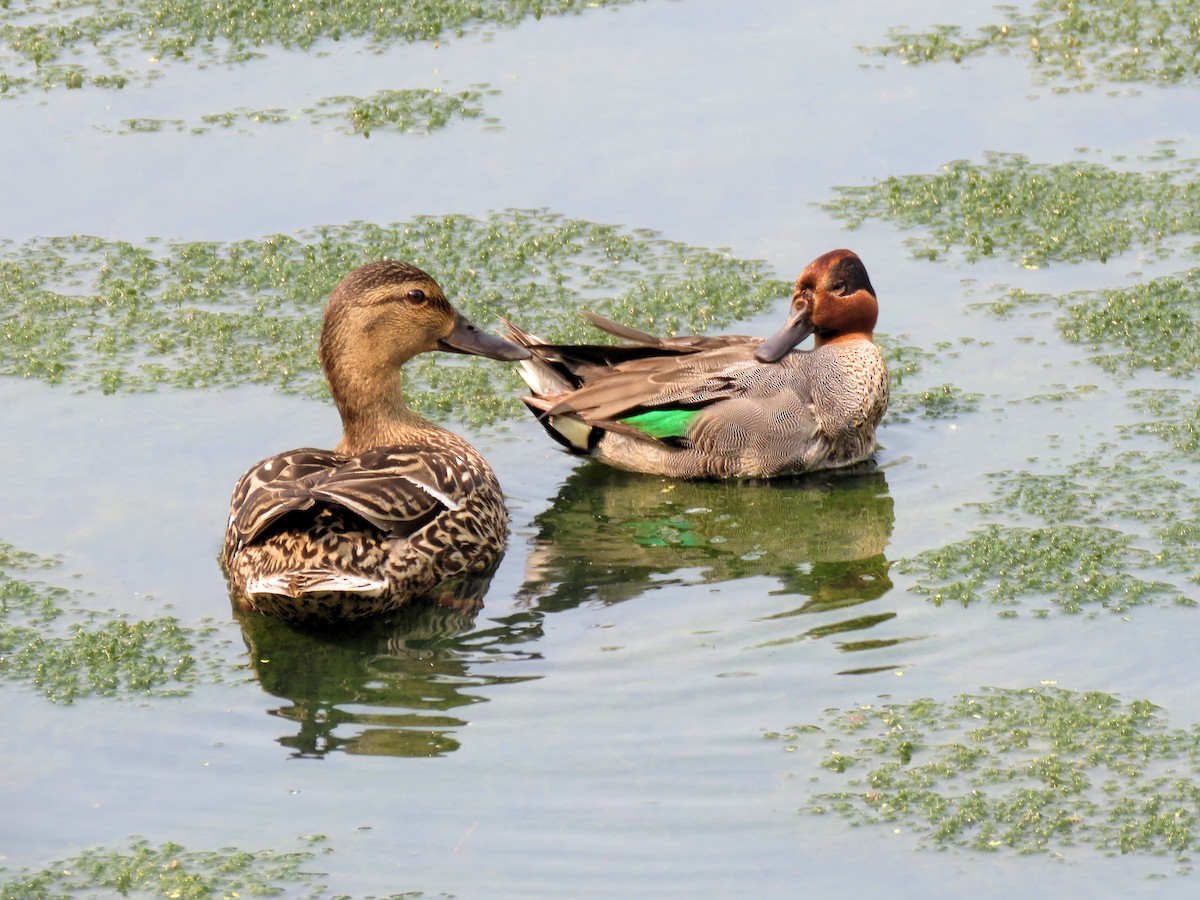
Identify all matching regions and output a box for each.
[3,0,1200,896]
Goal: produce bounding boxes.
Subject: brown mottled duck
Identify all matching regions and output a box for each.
[221,260,530,623]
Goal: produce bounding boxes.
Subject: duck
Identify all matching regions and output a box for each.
[221,260,531,623]
[504,249,888,479]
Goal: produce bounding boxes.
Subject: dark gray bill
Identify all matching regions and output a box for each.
[438,312,532,361]
[753,302,814,363]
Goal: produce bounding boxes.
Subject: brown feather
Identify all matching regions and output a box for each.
[221,261,525,623]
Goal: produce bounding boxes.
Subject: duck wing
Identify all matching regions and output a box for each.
[546,343,764,423]
[226,445,487,552]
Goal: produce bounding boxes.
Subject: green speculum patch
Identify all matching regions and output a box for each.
[0,211,941,428]
[824,149,1200,268]
[770,686,1200,864]
[0,0,645,97]
[861,0,1200,91]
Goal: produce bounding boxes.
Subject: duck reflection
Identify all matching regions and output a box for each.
[237,463,907,758]
[519,463,910,673]
[235,572,541,759]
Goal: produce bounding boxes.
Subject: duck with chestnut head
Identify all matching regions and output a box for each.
[505,249,888,479]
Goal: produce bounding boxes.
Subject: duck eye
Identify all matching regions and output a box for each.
[831,280,847,295]
[406,289,427,303]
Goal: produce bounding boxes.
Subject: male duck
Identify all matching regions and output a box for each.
[505,249,888,479]
[221,260,530,623]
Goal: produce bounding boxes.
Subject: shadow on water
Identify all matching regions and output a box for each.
[236,463,908,757]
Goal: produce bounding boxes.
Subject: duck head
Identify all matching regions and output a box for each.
[754,249,878,363]
[319,260,528,383]
[318,261,529,448]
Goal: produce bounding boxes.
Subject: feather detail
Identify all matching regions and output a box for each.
[505,249,889,479]
[221,260,525,622]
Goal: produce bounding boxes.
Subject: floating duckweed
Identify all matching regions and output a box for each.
[0,836,324,898]
[929,451,1200,607]
[974,269,1200,378]
[1010,384,1100,404]
[823,151,1200,267]
[309,85,500,137]
[775,686,1200,863]
[974,453,1191,526]
[894,383,982,420]
[862,0,1200,90]
[0,538,212,704]
[0,540,62,573]
[1124,389,1200,454]
[0,0,644,97]
[0,212,794,425]
[898,523,1182,613]
[1058,272,1200,376]
[99,87,499,136]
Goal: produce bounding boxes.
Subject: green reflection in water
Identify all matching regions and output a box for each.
[517,463,917,669]
[823,147,1200,267]
[0,835,327,898]
[862,0,1200,91]
[0,0,644,97]
[0,540,212,704]
[520,464,894,606]
[771,686,1200,868]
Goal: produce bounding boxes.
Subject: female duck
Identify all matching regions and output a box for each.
[506,249,888,479]
[221,260,530,623]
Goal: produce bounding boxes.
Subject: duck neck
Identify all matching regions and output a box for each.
[328,366,439,455]
[815,330,873,348]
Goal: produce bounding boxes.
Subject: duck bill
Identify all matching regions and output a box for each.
[438,312,531,361]
[754,302,815,362]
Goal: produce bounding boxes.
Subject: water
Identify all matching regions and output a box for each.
[4,0,1200,895]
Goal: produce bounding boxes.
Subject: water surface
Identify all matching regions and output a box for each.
[4,0,1200,895]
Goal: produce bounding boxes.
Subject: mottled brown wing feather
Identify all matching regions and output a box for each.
[227,445,484,551]
[225,449,341,550]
